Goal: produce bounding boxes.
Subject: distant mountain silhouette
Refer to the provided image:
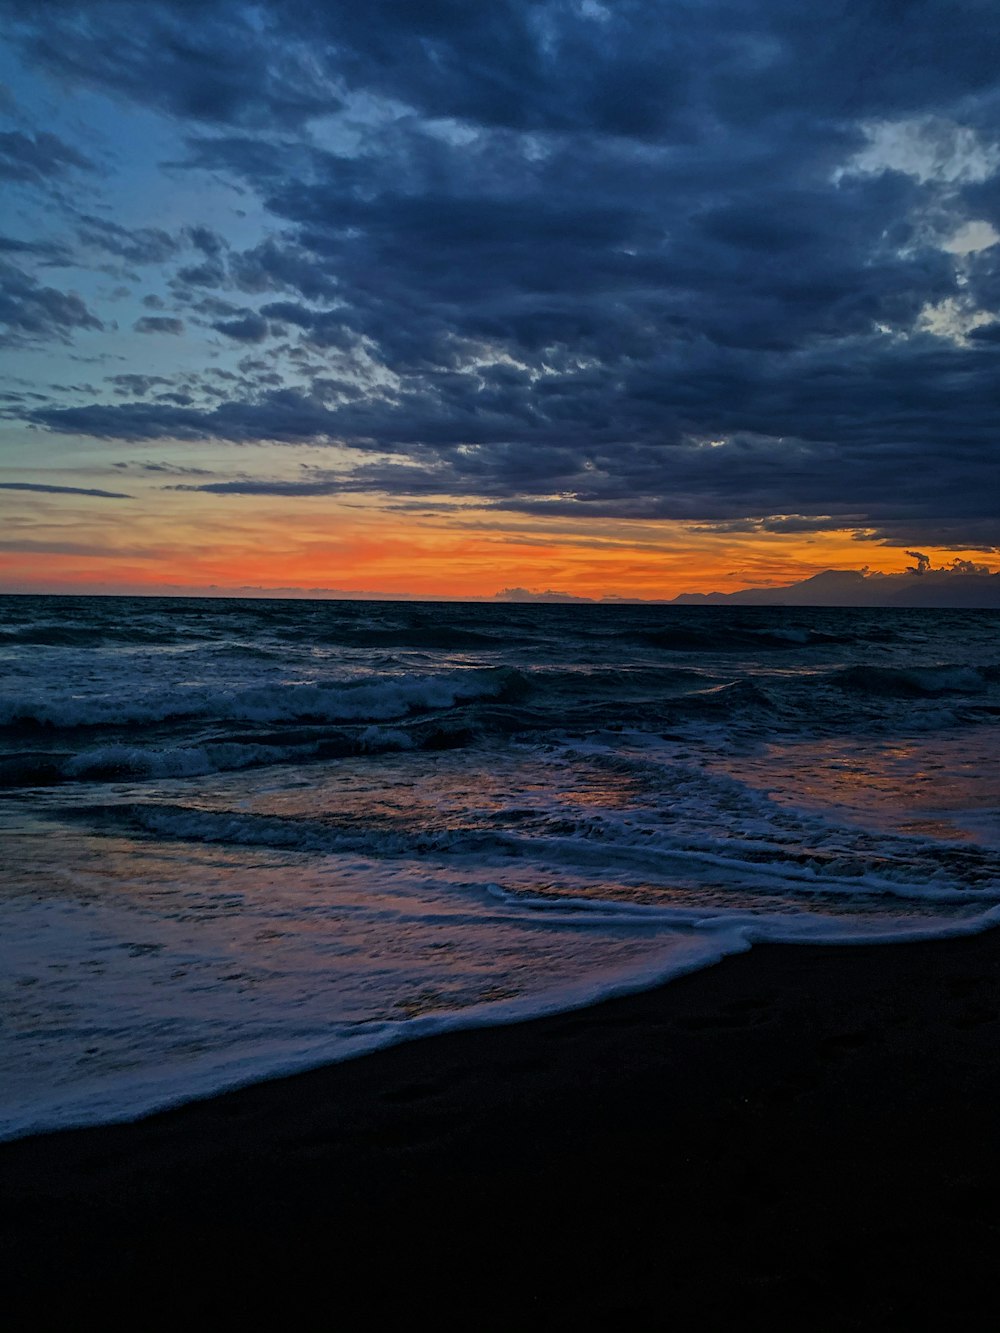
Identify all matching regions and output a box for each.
[671,568,1000,608]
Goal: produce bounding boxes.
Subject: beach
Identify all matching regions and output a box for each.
[3,598,999,1325]
[4,929,999,1327]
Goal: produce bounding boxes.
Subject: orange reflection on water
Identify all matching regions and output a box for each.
[716,733,1000,844]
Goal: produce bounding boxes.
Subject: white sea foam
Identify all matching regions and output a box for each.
[0,667,515,730]
[64,742,299,780]
[3,883,998,1144]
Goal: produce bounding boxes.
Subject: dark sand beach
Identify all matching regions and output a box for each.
[3,932,999,1329]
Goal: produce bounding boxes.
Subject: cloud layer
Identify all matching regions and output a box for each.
[2,0,1000,549]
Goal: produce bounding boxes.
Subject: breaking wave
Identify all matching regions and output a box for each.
[832,663,991,696]
[0,666,527,732]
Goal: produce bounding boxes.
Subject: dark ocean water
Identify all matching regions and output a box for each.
[2,595,999,1138]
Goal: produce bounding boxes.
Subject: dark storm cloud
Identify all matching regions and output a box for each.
[6,1,998,135]
[176,134,297,185]
[0,235,75,264]
[6,1,1000,544]
[229,237,339,301]
[133,315,185,334]
[172,259,227,288]
[0,1,341,128]
[185,224,227,257]
[31,389,371,444]
[106,373,174,395]
[114,460,216,476]
[212,311,269,341]
[77,216,181,266]
[0,481,131,498]
[160,416,1000,541]
[0,129,92,183]
[0,260,103,345]
[852,523,1000,552]
[171,477,342,497]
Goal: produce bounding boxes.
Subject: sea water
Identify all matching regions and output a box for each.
[1,596,998,1138]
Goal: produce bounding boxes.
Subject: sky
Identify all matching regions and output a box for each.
[1,0,999,600]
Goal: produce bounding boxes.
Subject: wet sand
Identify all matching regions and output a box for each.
[3,932,1000,1328]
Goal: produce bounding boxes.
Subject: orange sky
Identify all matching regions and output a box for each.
[0,486,990,598]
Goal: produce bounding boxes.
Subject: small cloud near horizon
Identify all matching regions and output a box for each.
[0,481,132,499]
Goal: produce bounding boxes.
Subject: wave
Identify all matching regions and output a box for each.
[0,622,203,648]
[74,792,1000,906]
[80,801,420,857]
[0,725,422,788]
[0,660,781,752]
[0,666,527,732]
[322,626,501,650]
[672,678,777,715]
[832,663,991,697]
[0,611,504,653]
[640,625,851,653]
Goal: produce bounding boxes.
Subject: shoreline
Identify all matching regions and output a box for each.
[4,928,1000,1325]
[5,909,999,1147]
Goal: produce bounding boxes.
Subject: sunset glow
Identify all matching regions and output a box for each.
[3,482,994,599]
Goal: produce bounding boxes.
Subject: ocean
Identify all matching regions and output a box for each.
[2,594,999,1140]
